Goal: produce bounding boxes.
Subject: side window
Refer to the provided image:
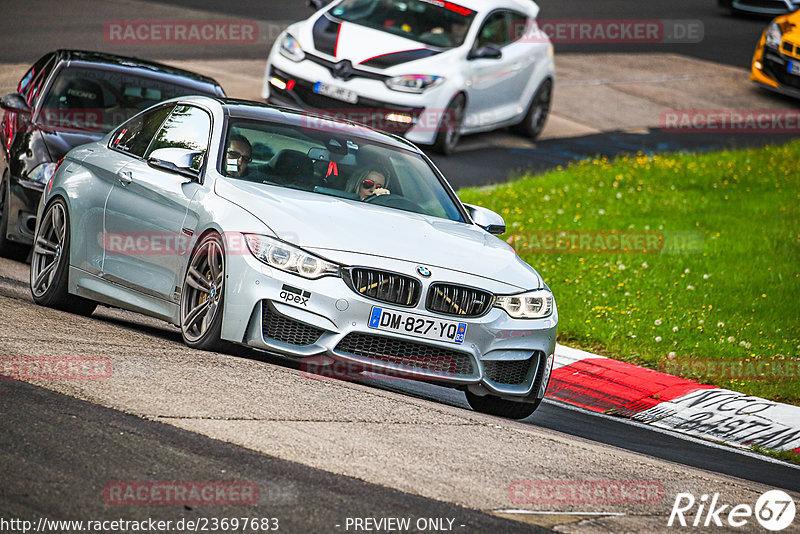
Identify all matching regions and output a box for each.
[507,13,527,44]
[476,11,510,48]
[18,53,54,97]
[110,105,173,158]
[25,55,57,107]
[146,105,211,170]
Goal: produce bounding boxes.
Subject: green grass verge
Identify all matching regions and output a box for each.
[751,445,800,466]
[458,141,800,404]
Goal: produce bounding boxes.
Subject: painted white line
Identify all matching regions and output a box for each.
[543,398,800,471]
[494,509,626,516]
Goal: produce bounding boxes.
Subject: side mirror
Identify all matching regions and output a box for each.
[147,148,203,180]
[468,45,502,60]
[308,0,333,9]
[464,203,506,235]
[0,93,31,114]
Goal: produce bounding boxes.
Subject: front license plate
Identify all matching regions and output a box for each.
[789,61,800,75]
[368,307,467,344]
[313,81,358,104]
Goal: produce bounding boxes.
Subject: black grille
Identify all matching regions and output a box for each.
[426,283,494,317]
[261,302,325,346]
[335,333,474,376]
[484,358,536,385]
[764,53,800,89]
[347,268,421,307]
[305,52,389,81]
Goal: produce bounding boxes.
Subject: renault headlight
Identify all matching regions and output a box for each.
[494,289,554,319]
[279,33,305,62]
[244,234,338,279]
[27,162,59,185]
[765,21,782,50]
[385,75,444,93]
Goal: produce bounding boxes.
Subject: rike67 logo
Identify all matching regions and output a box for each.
[668,490,796,531]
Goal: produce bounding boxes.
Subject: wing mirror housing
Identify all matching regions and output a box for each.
[147,148,203,180]
[0,93,31,114]
[308,0,334,9]
[468,45,503,60]
[464,203,506,235]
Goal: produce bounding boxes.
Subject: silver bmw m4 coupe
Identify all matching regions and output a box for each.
[30,96,557,419]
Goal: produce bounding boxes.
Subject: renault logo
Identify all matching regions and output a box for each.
[331,60,355,81]
[417,266,431,277]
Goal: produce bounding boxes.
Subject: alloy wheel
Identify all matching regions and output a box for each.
[181,236,225,343]
[30,201,66,297]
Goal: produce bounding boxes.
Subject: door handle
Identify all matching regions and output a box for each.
[118,170,133,185]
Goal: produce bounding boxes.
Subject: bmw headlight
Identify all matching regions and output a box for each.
[27,162,59,185]
[279,33,305,62]
[244,234,339,279]
[765,21,782,49]
[494,289,554,319]
[385,75,444,93]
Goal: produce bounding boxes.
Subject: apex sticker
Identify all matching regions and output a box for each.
[280,284,310,306]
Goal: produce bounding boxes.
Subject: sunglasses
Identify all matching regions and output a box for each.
[361,179,383,190]
[227,150,252,163]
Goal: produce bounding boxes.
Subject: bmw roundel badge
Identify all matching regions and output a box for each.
[417,266,431,277]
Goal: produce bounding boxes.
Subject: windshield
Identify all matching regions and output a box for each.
[221,118,464,222]
[39,66,216,133]
[330,0,476,48]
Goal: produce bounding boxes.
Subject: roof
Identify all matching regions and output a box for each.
[216,97,420,152]
[55,49,223,90]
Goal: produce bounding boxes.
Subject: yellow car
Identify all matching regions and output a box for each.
[751,10,800,98]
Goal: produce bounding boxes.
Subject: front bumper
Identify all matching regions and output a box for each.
[4,174,43,245]
[752,42,800,99]
[221,249,557,403]
[263,51,452,145]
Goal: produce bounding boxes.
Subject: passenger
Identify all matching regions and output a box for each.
[224,134,255,179]
[353,167,391,201]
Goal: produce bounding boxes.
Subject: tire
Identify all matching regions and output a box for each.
[431,93,466,156]
[465,390,541,420]
[180,232,229,352]
[0,169,28,261]
[511,78,552,140]
[30,197,96,315]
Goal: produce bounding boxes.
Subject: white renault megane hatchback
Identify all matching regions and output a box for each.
[30,96,557,419]
[262,0,554,154]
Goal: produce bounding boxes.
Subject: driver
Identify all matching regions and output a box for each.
[224,134,255,179]
[353,167,391,201]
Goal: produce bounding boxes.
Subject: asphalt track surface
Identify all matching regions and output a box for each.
[0,378,546,533]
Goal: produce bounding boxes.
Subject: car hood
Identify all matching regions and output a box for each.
[38,126,104,162]
[301,14,447,69]
[215,178,541,290]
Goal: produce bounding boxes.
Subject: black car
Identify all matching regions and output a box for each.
[0,50,226,258]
